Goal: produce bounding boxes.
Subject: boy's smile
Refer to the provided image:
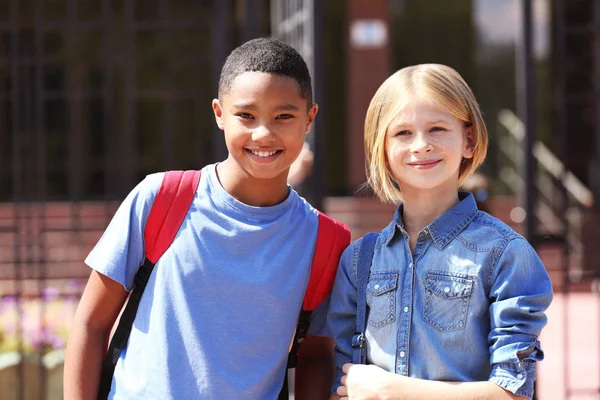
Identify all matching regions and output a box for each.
[212,71,317,186]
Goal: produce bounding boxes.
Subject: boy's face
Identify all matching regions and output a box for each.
[212,71,317,182]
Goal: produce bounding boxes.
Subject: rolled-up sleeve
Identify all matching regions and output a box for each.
[488,237,553,399]
[326,240,360,394]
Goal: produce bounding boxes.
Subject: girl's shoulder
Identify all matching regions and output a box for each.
[346,219,395,254]
[455,210,530,254]
[467,210,523,241]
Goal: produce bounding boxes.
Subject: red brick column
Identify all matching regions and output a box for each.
[346,0,390,192]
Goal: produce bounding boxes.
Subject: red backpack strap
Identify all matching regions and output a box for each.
[281,211,351,399]
[144,170,202,263]
[302,210,351,311]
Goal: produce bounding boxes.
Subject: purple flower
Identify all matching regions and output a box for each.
[0,294,75,354]
[41,287,60,301]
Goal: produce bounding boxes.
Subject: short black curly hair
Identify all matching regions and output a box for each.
[218,37,313,107]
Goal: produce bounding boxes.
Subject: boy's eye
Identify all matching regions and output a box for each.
[236,113,254,119]
[276,114,294,120]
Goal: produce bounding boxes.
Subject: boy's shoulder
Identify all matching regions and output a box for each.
[135,166,212,209]
[292,191,350,231]
[315,209,351,231]
[139,172,166,193]
[118,172,166,216]
[310,208,352,252]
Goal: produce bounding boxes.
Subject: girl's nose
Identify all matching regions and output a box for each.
[410,133,432,153]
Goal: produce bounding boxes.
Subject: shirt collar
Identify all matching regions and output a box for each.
[383,191,479,249]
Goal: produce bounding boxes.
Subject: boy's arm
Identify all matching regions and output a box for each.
[294,334,335,400]
[64,270,129,400]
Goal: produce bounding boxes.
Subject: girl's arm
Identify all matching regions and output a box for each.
[63,270,129,400]
[486,237,553,398]
[337,363,528,400]
[326,237,369,400]
[326,242,360,397]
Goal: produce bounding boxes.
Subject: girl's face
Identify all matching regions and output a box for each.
[385,99,473,196]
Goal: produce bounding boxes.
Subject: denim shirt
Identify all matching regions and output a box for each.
[327,192,553,400]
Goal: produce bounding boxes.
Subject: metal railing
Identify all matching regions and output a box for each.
[496,108,595,283]
[0,1,229,399]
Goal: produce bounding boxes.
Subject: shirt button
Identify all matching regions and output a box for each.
[399,351,406,358]
[374,284,380,290]
[444,287,451,293]
[409,262,414,268]
[517,374,523,380]
[403,306,409,313]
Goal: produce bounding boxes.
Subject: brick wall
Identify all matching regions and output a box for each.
[0,202,117,297]
[0,195,590,296]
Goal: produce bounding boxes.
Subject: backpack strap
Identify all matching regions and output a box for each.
[286,211,351,367]
[303,211,351,311]
[97,170,201,400]
[279,211,350,400]
[145,170,202,263]
[351,232,378,365]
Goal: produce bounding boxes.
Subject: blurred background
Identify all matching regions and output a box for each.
[0,0,597,399]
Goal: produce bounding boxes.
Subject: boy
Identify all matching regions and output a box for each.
[64,38,348,400]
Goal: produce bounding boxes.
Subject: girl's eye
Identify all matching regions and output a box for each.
[236,113,254,119]
[395,130,410,136]
[430,126,446,132]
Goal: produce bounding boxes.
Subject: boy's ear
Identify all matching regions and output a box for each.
[305,103,319,134]
[212,99,224,130]
[463,125,475,159]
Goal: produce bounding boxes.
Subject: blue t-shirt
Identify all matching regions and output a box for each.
[85,164,328,399]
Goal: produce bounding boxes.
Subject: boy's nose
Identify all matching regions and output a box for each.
[251,125,275,142]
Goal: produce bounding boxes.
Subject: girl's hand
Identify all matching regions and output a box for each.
[337,363,399,400]
[337,363,526,400]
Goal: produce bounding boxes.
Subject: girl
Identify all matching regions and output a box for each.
[327,64,553,400]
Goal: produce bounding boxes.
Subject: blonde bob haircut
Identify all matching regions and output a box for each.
[364,64,488,204]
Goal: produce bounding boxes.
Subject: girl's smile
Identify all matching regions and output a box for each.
[406,158,442,169]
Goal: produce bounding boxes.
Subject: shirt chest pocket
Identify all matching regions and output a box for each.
[366,273,398,329]
[423,271,474,332]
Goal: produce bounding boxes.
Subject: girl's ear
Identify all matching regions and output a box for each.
[463,125,475,159]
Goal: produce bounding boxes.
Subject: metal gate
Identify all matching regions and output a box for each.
[496,0,600,398]
[0,1,234,398]
[271,0,325,209]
